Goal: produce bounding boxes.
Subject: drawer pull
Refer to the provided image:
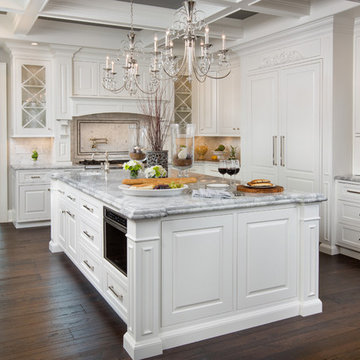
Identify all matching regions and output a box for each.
[67,195,76,202]
[108,285,123,300]
[57,189,65,195]
[83,204,94,213]
[48,188,51,192]
[66,210,75,218]
[83,260,94,272]
[347,190,360,195]
[30,176,41,179]
[83,230,94,240]
[61,210,66,214]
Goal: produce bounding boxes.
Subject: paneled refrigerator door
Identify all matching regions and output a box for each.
[278,62,321,193]
[246,71,279,184]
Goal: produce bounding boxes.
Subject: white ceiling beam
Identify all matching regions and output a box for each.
[12,0,49,35]
[0,0,27,13]
[245,0,310,17]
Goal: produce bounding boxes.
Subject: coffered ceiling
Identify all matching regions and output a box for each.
[0,0,359,50]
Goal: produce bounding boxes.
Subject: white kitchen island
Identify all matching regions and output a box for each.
[49,169,326,360]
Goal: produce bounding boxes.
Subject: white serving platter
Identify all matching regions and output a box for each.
[206,183,230,190]
[119,184,188,197]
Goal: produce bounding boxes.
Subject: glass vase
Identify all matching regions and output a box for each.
[128,124,147,162]
[171,123,195,177]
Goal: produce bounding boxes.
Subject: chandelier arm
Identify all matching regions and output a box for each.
[134,75,158,95]
[102,78,125,94]
[205,69,232,80]
[162,40,189,79]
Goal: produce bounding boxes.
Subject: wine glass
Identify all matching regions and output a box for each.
[226,160,236,188]
[218,160,227,182]
[233,160,240,185]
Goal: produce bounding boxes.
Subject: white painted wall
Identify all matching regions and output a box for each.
[0,62,7,222]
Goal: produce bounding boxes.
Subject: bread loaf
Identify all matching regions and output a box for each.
[248,179,271,185]
[122,177,197,185]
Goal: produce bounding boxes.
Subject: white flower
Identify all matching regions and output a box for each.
[145,165,167,178]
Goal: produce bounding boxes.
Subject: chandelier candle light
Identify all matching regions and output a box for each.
[102,0,231,95]
[102,0,160,95]
[154,0,231,82]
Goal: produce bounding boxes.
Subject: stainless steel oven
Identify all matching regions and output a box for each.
[103,207,127,276]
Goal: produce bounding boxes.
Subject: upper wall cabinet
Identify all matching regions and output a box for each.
[193,65,241,137]
[12,58,53,137]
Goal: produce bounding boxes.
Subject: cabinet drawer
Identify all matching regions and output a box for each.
[19,172,49,184]
[338,201,360,226]
[64,187,78,205]
[79,218,102,256]
[337,182,360,203]
[336,223,360,251]
[80,195,102,222]
[78,244,103,289]
[104,270,128,316]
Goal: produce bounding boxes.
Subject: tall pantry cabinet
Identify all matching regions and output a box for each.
[239,16,354,253]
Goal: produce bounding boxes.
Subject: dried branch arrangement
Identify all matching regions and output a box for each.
[138,84,173,151]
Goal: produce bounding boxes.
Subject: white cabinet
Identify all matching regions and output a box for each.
[11,169,52,228]
[238,207,297,308]
[161,214,234,326]
[73,61,99,96]
[336,180,360,254]
[65,206,78,262]
[245,62,321,193]
[193,66,241,136]
[18,184,50,221]
[12,58,53,137]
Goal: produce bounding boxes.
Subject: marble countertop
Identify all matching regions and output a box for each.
[52,169,327,220]
[11,163,84,170]
[335,175,360,183]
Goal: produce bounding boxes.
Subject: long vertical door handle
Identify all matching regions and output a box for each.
[273,136,278,166]
[280,136,285,167]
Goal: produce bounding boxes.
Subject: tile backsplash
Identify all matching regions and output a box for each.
[9,138,54,165]
[195,136,241,161]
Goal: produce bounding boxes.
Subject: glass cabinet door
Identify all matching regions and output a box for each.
[21,64,47,129]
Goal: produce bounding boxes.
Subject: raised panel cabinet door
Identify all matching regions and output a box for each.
[218,65,241,135]
[18,184,50,221]
[278,62,321,192]
[162,214,234,326]
[58,200,66,249]
[65,208,78,262]
[197,77,217,135]
[238,207,297,309]
[246,71,278,183]
[73,61,99,96]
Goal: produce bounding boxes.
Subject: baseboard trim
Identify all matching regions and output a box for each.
[49,241,64,253]
[339,247,360,261]
[319,243,339,255]
[13,220,50,229]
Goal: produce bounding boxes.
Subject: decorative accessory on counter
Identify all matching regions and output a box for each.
[129,124,147,161]
[195,144,208,160]
[139,84,173,171]
[102,0,160,95]
[171,123,195,177]
[31,149,38,162]
[153,0,231,83]
[228,145,238,160]
[123,160,143,179]
[192,188,233,199]
[213,144,226,160]
[144,165,167,179]
[146,150,169,172]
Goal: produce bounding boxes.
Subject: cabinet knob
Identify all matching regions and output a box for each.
[237,128,240,130]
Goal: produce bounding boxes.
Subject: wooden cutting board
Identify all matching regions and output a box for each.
[236,185,284,193]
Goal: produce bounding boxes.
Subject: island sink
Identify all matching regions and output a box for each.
[49,170,326,360]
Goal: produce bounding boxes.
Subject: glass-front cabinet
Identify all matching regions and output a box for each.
[13,59,53,137]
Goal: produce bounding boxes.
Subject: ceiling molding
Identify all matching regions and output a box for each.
[246,0,311,17]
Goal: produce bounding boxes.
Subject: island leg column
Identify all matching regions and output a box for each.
[299,203,323,316]
[123,218,163,360]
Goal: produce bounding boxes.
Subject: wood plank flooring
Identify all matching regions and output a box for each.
[1,223,360,360]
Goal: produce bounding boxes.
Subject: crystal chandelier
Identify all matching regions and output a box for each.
[102,0,160,95]
[153,0,231,82]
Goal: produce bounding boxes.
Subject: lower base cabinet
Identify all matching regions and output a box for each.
[238,208,297,308]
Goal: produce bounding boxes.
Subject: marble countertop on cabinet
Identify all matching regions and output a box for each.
[11,163,84,170]
[52,169,327,220]
[335,175,360,183]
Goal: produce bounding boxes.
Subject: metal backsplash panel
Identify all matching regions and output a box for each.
[71,112,148,163]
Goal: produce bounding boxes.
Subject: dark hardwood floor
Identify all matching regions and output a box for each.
[1,224,360,360]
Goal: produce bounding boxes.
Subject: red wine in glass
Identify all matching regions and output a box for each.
[234,168,240,175]
[226,168,236,176]
[218,160,227,182]
[218,168,227,175]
